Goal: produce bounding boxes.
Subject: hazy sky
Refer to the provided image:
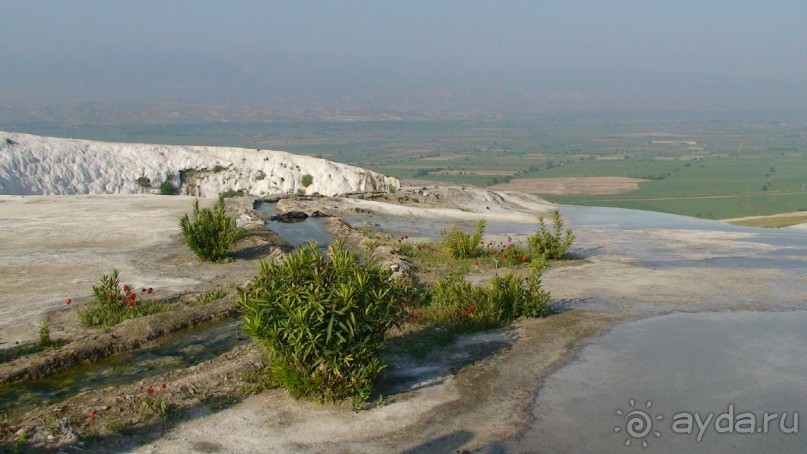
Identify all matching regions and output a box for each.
[2,1,806,114]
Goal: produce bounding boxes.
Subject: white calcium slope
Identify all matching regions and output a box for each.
[0,131,399,197]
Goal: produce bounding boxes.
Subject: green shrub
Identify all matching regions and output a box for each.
[159,174,177,195]
[196,288,228,304]
[425,269,549,329]
[219,188,244,198]
[179,197,245,262]
[527,210,575,261]
[441,219,485,258]
[239,240,408,407]
[301,174,314,188]
[136,176,152,188]
[159,181,176,195]
[78,269,170,328]
[38,321,53,348]
[212,165,225,173]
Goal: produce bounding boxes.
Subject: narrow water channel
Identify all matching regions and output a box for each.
[0,318,245,417]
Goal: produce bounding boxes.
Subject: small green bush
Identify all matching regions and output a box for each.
[159,181,176,195]
[196,288,228,304]
[301,174,314,188]
[179,196,245,262]
[78,269,170,328]
[240,240,408,407]
[212,165,225,173]
[38,321,53,348]
[136,176,152,188]
[425,269,549,329]
[159,174,177,195]
[441,219,485,258]
[527,210,575,261]
[219,188,244,198]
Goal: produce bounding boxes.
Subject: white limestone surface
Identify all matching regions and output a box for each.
[0,131,399,197]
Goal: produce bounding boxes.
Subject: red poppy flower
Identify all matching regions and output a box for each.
[87,411,96,418]
[127,300,136,308]
[147,386,155,394]
[66,298,72,305]
[161,383,167,389]
[147,288,153,294]
[130,293,137,300]
[520,256,528,262]
[123,284,131,293]
[466,306,476,314]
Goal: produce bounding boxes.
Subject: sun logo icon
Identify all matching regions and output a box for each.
[614,399,663,448]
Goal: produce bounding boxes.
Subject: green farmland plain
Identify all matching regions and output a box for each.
[13,113,807,219]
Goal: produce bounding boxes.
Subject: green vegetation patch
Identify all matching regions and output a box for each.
[180,196,245,262]
[78,269,170,329]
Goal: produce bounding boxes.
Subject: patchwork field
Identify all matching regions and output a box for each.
[14,114,807,219]
[490,176,647,195]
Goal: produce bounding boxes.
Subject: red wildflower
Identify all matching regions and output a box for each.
[161,383,167,389]
[127,300,136,308]
[454,310,463,318]
[87,411,96,418]
[503,254,509,260]
[466,306,476,314]
[130,293,137,300]
[403,302,409,309]
[66,298,72,305]
[147,386,155,394]
[123,284,131,293]
[147,288,153,294]
[520,256,528,262]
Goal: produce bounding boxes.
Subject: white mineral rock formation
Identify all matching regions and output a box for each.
[0,131,399,197]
